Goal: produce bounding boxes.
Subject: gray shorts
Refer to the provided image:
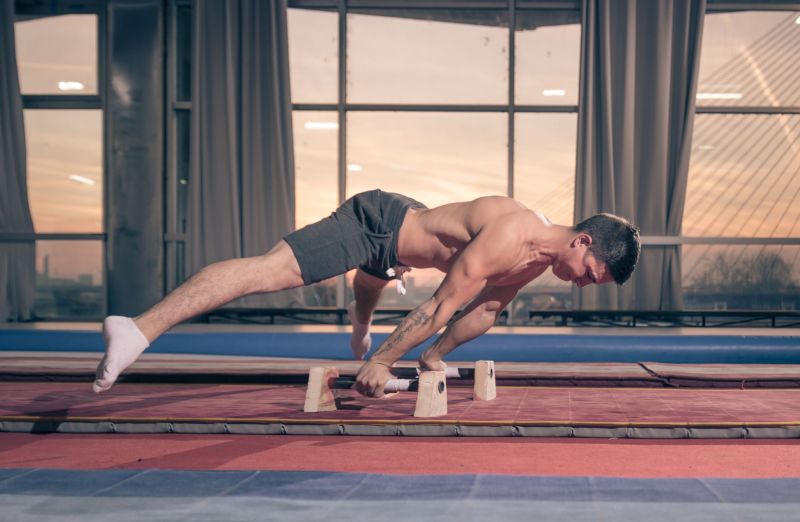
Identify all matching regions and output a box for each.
[284,189,427,285]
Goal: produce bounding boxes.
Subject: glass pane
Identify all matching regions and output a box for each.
[288,8,338,104]
[683,245,800,310]
[345,267,445,310]
[346,112,507,207]
[684,114,800,237]
[510,111,577,323]
[348,269,573,319]
[515,10,581,105]
[697,11,800,107]
[293,110,340,307]
[293,111,338,229]
[176,4,192,102]
[14,14,98,95]
[24,109,103,233]
[514,113,577,226]
[176,240,186,287]
[35,240,104,319]
[511,277,572,324]
[348,9,508,103]
[176,110,190,234]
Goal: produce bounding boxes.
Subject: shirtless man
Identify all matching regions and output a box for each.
[93,189,640,398]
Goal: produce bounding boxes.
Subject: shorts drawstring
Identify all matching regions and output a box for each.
[386,266,411,295]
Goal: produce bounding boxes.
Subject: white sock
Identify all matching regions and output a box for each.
[347,301,371,360]
[93,316,150,393]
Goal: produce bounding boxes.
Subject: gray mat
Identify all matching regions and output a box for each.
[2,469,800,522]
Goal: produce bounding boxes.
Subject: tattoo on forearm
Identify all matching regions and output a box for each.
[374,307,432,356]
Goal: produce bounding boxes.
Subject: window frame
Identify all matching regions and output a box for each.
[165,0,193,293]
[288,0,582,312]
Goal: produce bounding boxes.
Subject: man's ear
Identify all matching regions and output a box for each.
[572,233,593,248]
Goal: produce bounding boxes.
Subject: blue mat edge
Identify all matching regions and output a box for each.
[1,329,799,363]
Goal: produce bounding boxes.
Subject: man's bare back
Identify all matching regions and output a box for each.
[397,196,551,286]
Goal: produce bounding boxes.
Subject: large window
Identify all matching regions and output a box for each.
[288,1,582,316]
[683,9,800,310]
[11,5,104,319]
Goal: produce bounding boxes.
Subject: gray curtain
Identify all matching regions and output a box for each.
[189,0,302,307]
[574,0,705,310]
[0,0,36,321]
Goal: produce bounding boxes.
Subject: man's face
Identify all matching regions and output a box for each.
[553,235,614,287]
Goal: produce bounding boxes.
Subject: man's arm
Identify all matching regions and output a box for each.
[418,283,523,370]
[354,223,520,397]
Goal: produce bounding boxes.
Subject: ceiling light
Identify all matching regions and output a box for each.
[304,122,338,130]
[542,89,566,97]
[68,174,95,185]
[58,81,85,91]
[347,164,362,172]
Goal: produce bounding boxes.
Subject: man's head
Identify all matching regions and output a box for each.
[552,213,640,287]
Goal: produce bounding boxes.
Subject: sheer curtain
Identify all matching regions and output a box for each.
[574,0,705,310]
[0,0,36,321]
[188,0,302,307]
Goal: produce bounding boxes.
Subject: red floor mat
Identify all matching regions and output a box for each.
[2,433,800,477]
[1,382,799,438]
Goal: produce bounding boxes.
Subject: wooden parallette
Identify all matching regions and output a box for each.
[303,362,496,417]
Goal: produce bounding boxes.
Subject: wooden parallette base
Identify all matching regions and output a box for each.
[413,370,448,418]
[474,360,496,401]
[303,366,339,413]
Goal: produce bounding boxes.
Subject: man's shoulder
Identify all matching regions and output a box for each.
[473,213,530,251]
[485,207,535,229]
[470,195,526,210]
[465,197,529,225]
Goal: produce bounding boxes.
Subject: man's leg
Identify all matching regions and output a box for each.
[94,240,305,392]
[347,269,390,360]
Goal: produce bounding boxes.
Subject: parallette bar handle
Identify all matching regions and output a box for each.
[382,367,470,379]
[330,367,470,391]
[331,377,418,392]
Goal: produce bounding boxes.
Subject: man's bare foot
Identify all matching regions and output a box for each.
[92,316,150,393]
[347,301,371,360]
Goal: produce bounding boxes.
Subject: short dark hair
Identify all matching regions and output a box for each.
[573,213,640,285]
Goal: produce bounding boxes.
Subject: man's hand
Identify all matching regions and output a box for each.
[419,356,447,372]
[355,360,394,398]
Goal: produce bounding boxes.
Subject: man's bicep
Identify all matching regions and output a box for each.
[431,261,488,320]
[430,236,501,320]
